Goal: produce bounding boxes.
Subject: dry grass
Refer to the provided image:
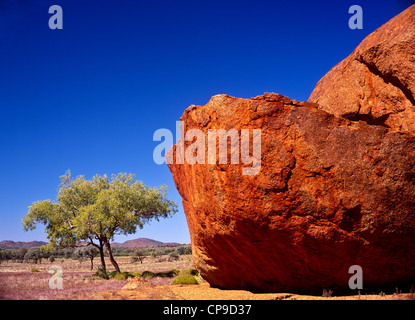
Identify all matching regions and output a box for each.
[0,255,193,300]
[1,255,414,300]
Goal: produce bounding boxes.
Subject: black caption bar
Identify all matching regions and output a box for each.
[2,299,414,318]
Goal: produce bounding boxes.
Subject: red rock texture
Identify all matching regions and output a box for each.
[309,4,415,134]
[168,5,415,294]
[168,93,415,294]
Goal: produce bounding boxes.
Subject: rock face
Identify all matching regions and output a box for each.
[168,93,415,293]
[309,4,415,135]
[168,6,415,294]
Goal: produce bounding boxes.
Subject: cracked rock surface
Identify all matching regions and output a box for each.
[309,5,415,134]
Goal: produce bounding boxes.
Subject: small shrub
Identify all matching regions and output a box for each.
[168,251,180,262]
[168,269,180,277]
[108,271,117,278]
[130,256,139,264]
[141,271,156,279]
[322,289,333,297]
[176,245,192,255]
[30,269,40,273]
[129,272,142,277]
[93,267,111,279]
[178,269,199,276]
[155,269,180,278]
[151,249,163,259]
[189,268,199,276]
[171,275,198,285]
[113,272,131,280]
[155,272,168,278]
[113,273,126,280]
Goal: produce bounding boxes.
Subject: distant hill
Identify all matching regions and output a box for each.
[112,238,182,248]
[0,238,182,249]
[0,240,48,248]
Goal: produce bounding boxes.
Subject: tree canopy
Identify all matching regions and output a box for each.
[22,170,178,273]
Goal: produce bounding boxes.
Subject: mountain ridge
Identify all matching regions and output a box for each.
[0,240,48,248]
[0,238,184,248]
[112,238,182,248]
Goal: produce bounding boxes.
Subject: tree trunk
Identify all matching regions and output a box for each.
[103,238,121,273]
[90,257,94,270]
[97,238,107,274]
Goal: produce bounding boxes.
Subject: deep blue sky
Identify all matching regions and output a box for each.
[0,0,412,244]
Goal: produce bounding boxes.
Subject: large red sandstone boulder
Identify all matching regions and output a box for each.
[309,4,415,134]
[167,5,415,294]
[168,93,415,294]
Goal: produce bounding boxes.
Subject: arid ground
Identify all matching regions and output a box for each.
[0,255,413,300]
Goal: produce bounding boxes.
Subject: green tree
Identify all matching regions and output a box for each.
[16,248,28,263]
[72,247,86,263]
[135,248,146,264]
[0,250,5,264]
[22,170,177,274]
[176,245,192,255]
[73,245,100,270]
[24,248,41,264]
[151,249,164,262]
